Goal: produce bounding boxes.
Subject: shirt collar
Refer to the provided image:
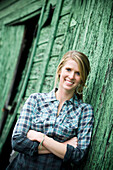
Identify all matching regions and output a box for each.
[44,88,57,102]
[44,88,79,106]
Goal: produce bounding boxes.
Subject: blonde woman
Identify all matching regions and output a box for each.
[7,51,94,170]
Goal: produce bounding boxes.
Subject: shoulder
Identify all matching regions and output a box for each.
[77,98,93,109]
[80,103,94,124]
[28,92,48,100]
[81,102,93,111]
[77,99,94,116]
[26,92,50,105]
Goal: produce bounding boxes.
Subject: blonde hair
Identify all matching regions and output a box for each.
[55,50,90,99]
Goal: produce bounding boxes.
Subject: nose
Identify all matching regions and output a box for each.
[69,71,75,79]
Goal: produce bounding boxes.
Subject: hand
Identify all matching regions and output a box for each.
[27,130,42,142]
[63,137,78,148]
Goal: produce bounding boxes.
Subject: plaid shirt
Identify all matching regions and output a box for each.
[7,89,94,170]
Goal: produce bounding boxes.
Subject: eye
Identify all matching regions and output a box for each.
[66,68,71,71]
[76,72,80,76]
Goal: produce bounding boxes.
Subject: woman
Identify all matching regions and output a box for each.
[7,50,94,170]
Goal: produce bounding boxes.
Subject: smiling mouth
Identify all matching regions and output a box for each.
[65,79,74,85]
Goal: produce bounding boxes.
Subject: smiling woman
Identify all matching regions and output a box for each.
[6,50,94,170]
[55,50,90,99]
[55,59,81,105]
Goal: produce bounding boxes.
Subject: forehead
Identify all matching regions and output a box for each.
[63,59,79,70]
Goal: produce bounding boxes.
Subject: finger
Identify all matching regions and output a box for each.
[73,137,78,142]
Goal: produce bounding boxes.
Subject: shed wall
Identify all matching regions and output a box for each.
[0,0,112,169]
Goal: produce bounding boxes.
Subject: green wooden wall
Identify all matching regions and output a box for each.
[0,25,24,119]
[0,0,112,169]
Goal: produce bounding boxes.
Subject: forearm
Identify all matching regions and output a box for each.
[27,130,66,158]
[27,130,78,158]
[12,134,39,156]
[64,144,87,164]
[43,135,67,159]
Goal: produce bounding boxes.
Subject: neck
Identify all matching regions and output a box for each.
[56,87,74,103]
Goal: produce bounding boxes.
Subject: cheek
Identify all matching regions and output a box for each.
[76,76,81,83]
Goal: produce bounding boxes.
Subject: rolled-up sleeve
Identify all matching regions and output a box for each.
[12,94,40,156]
[63,104,94,164]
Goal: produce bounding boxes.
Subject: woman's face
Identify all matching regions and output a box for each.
[58,59,81,94]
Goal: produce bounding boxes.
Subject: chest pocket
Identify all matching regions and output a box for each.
[30,115,44,132]
[30,110,54,133]
[54,117,78,141]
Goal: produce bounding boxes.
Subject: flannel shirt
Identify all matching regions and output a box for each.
[7,88,94,170]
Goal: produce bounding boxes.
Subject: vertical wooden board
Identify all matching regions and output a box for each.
[16,0,49,116]
[87,1,112,103]
[0,25,24,119]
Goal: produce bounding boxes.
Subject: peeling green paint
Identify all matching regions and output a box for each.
[0,0,112,169]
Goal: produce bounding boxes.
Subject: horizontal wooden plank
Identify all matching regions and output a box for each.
[46,56,59,76]
[0,0,43,25]
[34,42,48,62]
[38,27,51,44]
[41,75,54,93]
[56,14,70,36]
[0,0,16,10]
[25,79,39,97]
[60,0,73,16]
[51,35,65,56]
[29,61,43,80]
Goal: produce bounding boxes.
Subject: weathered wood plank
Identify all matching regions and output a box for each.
[51,35,65,56]
[0,0,42,25]
[46,56,59,76]
[34,43,48,62]
[60,0,73,16]
[29,61,43,80]
[41,75,54,93]
[0,0,16,10]
[38,27,51,45]
[56,14,70,36]
[0,25,24,120]
[25,79,38,97]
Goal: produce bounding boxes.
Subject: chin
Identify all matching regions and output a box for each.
[64,86,75,92]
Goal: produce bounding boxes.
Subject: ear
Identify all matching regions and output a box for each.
[58,70,61,78]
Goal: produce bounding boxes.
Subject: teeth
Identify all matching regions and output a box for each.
[66,79,73,84]
[67,81,73,84]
